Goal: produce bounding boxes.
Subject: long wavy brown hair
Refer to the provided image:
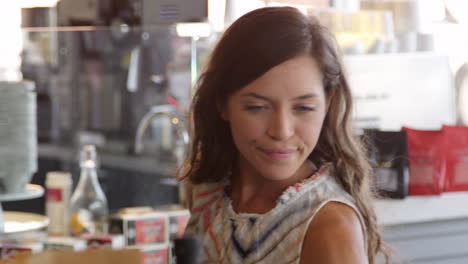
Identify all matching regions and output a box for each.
[179,6,384,263]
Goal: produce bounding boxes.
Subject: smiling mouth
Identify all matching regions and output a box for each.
[259,148,295,161]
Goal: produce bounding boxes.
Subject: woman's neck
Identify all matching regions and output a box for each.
[230,159,316,214]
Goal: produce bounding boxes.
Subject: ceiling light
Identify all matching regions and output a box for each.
[18,0,60,8]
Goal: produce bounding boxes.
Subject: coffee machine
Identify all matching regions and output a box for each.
[10,0,208,214]
[37,0,207,152]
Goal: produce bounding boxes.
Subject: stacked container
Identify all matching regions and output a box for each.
[0,81,37,194]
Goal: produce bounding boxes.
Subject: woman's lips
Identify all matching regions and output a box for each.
[259,148,295,160]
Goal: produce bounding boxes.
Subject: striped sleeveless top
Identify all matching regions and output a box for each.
[184,163,367,264]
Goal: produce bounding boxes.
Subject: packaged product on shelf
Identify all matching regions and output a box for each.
[127,243,171,264]
[45,171,72,236]
[443,125,468,192]
[79,233,125,249]
[0,242,43,260]
[44,236,87,251]
[365,130,409,199]
[404,127,445,195]
[109,208,169,246]
[156,205,190,239]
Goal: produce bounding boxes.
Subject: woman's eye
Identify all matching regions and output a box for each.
[245,105,267,111]
[295,106,315,112]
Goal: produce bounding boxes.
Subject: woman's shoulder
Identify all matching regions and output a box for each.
[183,178,227,211]
[300,201,368,263]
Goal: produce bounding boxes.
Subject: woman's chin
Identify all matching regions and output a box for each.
[256,167,299,182]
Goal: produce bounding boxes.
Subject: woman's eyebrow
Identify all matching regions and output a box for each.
[293,93,318,100]
[241,92,318,102]
[241,93,272,102]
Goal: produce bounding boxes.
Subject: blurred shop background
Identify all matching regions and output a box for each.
[1,0,468,263]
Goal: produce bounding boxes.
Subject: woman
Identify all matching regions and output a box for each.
[180,6,384,264]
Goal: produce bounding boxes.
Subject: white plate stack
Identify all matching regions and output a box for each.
[0,81,37,194]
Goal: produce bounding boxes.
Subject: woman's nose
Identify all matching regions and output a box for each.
[266,110,294,141]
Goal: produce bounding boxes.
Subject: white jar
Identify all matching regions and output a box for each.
[45,171,72,236]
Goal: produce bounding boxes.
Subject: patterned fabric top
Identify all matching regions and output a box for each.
[184,163,367,264]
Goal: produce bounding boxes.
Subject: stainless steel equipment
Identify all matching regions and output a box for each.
[134,104,189,165]
[142,0,208,25]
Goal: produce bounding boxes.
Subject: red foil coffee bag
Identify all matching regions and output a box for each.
[443,125,468,192]
[404,127,445,195]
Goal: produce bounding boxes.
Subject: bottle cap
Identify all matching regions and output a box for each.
[80,145,98,168]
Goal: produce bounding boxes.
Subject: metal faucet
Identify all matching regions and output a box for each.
[134,104,189,156]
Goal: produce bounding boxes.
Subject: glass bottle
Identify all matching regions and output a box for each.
[70,145,109,236]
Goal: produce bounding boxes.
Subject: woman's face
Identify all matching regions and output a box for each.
[223,55,328,181]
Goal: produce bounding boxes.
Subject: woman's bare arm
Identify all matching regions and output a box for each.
[300,202,368,264]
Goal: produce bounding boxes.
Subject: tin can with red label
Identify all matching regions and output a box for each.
[109,212,169,246]
[128,243,170,264]
[45,236,87,251]
[80,233,125,249]
[0,242,43,260]
[45,171,72,236]
[165,209,190,239]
